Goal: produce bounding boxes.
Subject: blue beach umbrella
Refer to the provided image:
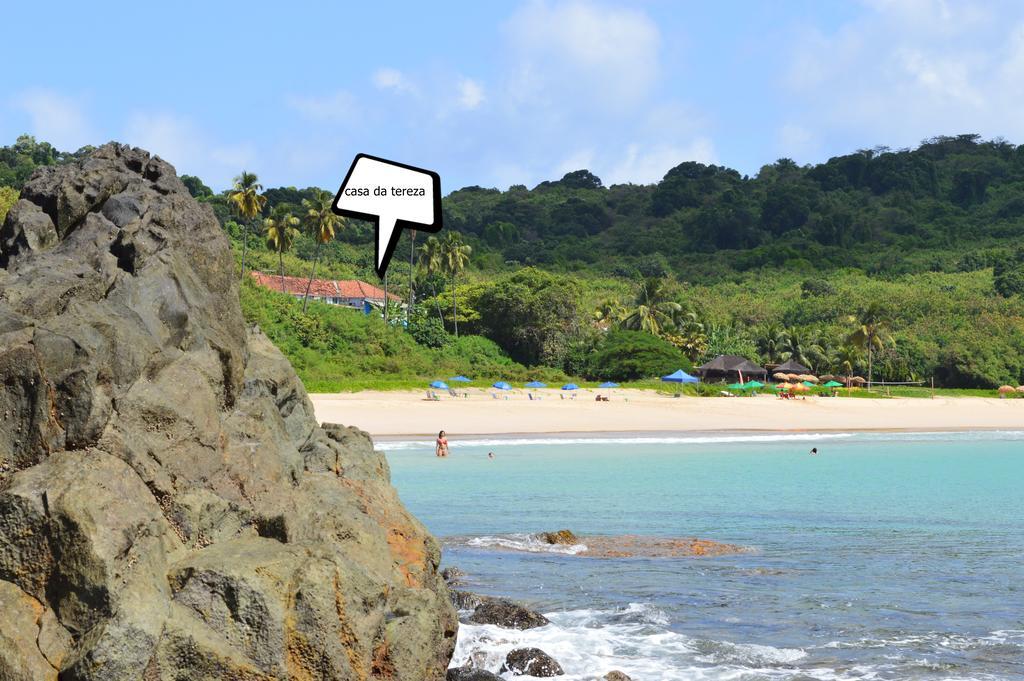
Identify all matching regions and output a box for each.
[449,375,472,383]
[561,383,579,390]
[661,369,698,384]
[599,381,620,388]
[493,381,512,390]
[525,380,547,388]
[429,380,449,390]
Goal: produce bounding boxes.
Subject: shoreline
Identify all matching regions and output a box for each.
[310,389,1024,438]
[370,426,1024,441]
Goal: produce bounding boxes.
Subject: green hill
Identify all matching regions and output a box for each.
[5,133,1024,389]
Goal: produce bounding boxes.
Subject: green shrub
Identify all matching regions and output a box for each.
[586,330,689,381]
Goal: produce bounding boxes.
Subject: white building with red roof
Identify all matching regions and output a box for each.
[249,271,402,311]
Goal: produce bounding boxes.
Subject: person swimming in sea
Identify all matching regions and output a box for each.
[810,447,818,455]
[487,451,495,459]
[436,430,449,458]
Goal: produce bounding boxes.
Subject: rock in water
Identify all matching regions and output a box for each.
[500,648,564,677]
[468,599,549,629]
[604,672,632,681]
[446,667,503,681]
[0,144,457,680]
[540,529,578,545]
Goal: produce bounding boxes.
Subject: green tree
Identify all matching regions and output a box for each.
[227,171,266,280]
[300,189,342,312]
[181,175,213,198]
[264,207,300,293]
[755,324,790,364]
[847,303,893,386]
[474,268,582,365]
[781,327,823,370]
[588,330,690,381]
[0,186,18,224]
[620,277,682,335]
[417,235,446,325]
[441,232,472,337]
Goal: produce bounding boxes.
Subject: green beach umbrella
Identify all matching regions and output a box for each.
[824,380,843,387]
[727,382,745,390]
[747,380,765,388]
[802,380,816,387]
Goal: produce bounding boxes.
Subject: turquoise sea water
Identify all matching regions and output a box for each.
[381,432,1024,680]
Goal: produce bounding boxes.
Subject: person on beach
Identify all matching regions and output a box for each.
[436,430,449,458]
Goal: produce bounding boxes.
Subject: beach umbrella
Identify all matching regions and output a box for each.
[997,385,1015,394]
[449,375,472,383]
[820,374,836,382]
[598,381,620,388]
[525,380,546,388]
[493,381,512,390]
[561,383,579,390]
[1016,386,1024,393]
[775,383,792,390]
[661,369,699,383]
[772,372,788,380]
[727,382,745,390]
[429,380,449,390]
[800,374,819,383]
[823,380,843,388]
[802,380,817,387]
[850,376,867,384]
[746,380,765,388]
[786,373,802,381]
[792,383,810,392]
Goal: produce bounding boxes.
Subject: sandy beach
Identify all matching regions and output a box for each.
[310,388,1024,437]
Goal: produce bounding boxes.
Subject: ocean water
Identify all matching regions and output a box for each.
[380,432,1024,680]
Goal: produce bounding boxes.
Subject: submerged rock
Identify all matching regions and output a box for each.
[0,144,457,679]
[501,647,564,676]
[446,666,504,681]
[451,590,494,611]
[604,671,633,681]
[540,529,579,545]
[468,598,550,629]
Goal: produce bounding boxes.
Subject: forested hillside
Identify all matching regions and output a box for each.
[4,133,1024,388]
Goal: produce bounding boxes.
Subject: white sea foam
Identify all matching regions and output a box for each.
[379,430,1024,451]
[464,533,588,555]
[451,603,819,680]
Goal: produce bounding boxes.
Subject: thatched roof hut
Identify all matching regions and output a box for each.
[773,358,810,375]
[695,355,767,382]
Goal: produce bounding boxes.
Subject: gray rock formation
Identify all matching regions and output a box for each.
[445,667,503,681]
[468,599,550,629]
[0,143,457,679]
[500,648,563,677]
[603,671,632,681]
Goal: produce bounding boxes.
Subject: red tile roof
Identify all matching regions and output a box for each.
[249,271,400,301]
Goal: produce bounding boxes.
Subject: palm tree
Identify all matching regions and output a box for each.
[441,232,472,337]
[620,277,682,336]
[847,303,892,387]
[756,324,790,364]
[264,207,300,293]
[836,343,863,380]
[300,189,342,312]
[593,298,626,329]
[780,327,823,371]
[227,171,266,280]
[417,235,446,325]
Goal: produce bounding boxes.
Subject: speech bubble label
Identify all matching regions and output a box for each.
[332,154,443,278]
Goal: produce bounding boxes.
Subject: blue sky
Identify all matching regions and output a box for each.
[4,1,1024,192]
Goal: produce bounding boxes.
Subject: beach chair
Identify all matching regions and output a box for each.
[425,390,440,401]
[528,393,541,401]
[448,388,468,399]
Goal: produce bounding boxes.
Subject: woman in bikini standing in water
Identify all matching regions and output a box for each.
[436,430,449,457]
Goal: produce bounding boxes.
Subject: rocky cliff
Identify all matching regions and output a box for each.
[0,144,457,680]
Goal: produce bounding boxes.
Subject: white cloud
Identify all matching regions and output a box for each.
[373,67,415,94]
[784,2,1024,148]
[123,112,255,188]
[11,89,94,151]
[457,78,485,110]
[285,90,357,122]
[605,139,716,186]
[504,0,661,110]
